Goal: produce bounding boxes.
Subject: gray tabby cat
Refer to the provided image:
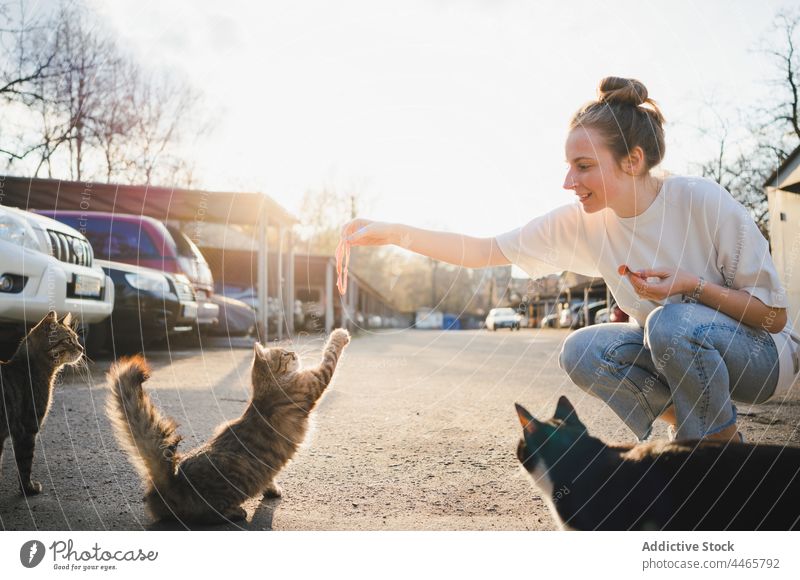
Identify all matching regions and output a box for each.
[107,329,350,524]
[0,311,84,495]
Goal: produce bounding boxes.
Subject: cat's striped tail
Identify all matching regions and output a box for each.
[106,356,180,492]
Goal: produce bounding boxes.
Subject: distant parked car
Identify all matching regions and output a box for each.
[540,313,558,328]
[485,307,522,331]
[0,205,113,344]
[595,302,629,324]
[219,285,304,333]
[36,210,219,333]
[609,303,629,323]
[560,303,583,329]
[90,259,198,353]
[206,294,257,338]
[573,300,607,328]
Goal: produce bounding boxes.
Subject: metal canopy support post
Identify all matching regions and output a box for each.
[257,205,269,343]
[583,287,590,328]
[351,281,358,329]
[325,259,334,334]
[340,279,348,328]
[286,228,295,335]
[277,225,284,341]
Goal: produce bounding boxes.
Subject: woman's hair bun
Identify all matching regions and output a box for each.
[597,76,648,107]
[569,76,666,171]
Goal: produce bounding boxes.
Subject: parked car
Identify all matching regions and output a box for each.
[485,307,522,331]
[89,259,198,353]
[166,225,219,329]
[540,313,559,328]
[206,294,257,338]
[0,205,113,344]
[595,306,611,324]
[220,284,304,333]
[559,303,583,329]
[572,300,607,328]
[36,210,219,333]
[609,303,630,323]
[595,302,629,324]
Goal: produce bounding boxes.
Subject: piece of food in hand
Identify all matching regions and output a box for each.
[618,264,645,279]
[335,238,350,296]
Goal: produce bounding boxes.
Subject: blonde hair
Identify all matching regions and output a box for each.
[569,77,666,172]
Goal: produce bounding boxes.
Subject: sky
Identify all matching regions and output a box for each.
[69,0,798,237]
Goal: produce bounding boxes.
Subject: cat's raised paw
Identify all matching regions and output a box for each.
[330,328,350,345]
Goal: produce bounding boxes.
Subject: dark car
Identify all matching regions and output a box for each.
[35,210,219,332]
[206,294,257,337]
[86,259,198,353]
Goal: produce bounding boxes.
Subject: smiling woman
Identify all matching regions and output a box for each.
[340,76,800,445]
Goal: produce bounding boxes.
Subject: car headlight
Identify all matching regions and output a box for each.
[124,272,169,294]
[0,212,42,251]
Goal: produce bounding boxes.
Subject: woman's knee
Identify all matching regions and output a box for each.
[643,303,694,353]
[558,326,605,381]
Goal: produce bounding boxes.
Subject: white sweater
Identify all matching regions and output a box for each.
[496,175,800,397]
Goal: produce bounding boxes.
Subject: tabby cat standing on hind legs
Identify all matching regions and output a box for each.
[1,311,84,495]
[515,396,800,531]
[107,329,350,524]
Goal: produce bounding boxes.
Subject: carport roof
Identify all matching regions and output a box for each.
[0,175,297,226]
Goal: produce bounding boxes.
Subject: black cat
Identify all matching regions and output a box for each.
[0,311,84,495]
[515,396,800,530]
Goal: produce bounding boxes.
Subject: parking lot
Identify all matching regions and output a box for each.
[2,327,799,531]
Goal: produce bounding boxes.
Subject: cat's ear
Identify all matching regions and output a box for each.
[253,342,266,359]
[554,396,586,429]
[34,310,57,329]
[515,403,541,435]
[59,312,73,327]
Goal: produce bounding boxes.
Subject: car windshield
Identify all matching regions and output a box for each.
[54,216,161,260]
[492,309,515,316]
[167,226,207,261]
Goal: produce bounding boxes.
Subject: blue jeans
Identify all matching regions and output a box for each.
[558,303,779,441]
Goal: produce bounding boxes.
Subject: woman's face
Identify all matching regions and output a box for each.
[562,127,627,214]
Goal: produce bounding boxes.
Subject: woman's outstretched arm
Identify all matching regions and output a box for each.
[341,219,510,269]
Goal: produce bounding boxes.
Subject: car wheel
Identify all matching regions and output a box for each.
[84,320,109,357]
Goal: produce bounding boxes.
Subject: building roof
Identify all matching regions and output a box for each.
[764,145,800,192]
[0,175,298,227]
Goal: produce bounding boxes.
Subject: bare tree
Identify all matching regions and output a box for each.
[696,8,800,241]
[298,186,361,255]
[760,10,800,147]
[2,1,207,186]
[0,0,58,166]
[123,74,201,185]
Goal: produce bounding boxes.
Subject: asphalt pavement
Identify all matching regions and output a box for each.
[1,328,799,530]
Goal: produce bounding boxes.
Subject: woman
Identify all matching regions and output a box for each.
[340,76,800,443]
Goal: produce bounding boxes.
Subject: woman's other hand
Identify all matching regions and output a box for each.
[621,265,697,301]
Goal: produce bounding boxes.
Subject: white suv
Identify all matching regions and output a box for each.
[0,205,113,326]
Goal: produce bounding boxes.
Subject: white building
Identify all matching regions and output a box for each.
[765,147,800,329]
